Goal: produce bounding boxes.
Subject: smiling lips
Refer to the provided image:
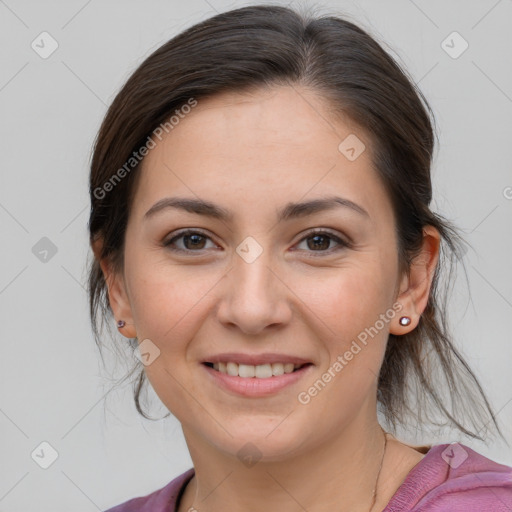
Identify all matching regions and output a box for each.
[202,352,313,379]
[201,352,314,396]
[206,361,307,378]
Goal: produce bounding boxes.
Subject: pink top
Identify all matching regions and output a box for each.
[104,443,512,511]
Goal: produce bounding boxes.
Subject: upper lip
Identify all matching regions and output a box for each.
[202,353,313,366]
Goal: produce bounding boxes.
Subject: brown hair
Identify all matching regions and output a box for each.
[87,3,504,442]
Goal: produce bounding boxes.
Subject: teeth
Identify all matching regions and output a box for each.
[255,364,273,378]
[239,364,255,378]
[211,361,303,378]
[227,362,238,376]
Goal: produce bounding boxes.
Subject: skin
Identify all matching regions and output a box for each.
[94,85,440,512]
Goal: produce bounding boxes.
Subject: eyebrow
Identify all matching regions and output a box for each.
[143,195,370,222]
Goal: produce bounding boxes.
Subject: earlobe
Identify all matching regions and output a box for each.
[390,271,416,335]
[390,226,441,336]
[96,250,137,339]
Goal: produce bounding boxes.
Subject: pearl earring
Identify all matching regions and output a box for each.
[399,316,411,326]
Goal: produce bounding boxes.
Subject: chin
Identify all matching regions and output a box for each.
[208,418,310,464]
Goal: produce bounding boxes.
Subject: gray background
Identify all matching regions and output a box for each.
[1,0,511,510]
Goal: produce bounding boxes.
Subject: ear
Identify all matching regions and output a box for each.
[390,225,440,335]
[92,238,137,339]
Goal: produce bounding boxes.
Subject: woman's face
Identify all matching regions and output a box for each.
[108,86,409,460]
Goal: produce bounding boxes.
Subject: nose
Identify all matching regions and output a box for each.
[215,245,292,335]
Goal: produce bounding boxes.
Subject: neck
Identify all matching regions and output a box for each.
[179,414,387,512]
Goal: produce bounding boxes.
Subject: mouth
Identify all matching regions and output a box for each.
[202,361,312,378]
[201,358,314,397]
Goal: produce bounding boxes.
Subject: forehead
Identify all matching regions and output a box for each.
[130,86,392,226]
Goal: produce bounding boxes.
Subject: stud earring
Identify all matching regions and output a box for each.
[399,316,411,326]
[117,320,126,328]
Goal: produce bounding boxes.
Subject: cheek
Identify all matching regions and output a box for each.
[125,261,213,412]
[291,258,397,399]
[296,261,393,335]
[293,267,393,408]
[126,254,219,352]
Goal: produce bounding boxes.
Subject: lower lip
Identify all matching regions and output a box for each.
[202,363,313,397]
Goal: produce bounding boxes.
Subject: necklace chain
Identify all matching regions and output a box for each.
[367,426,389,512]
[182,427,391,512]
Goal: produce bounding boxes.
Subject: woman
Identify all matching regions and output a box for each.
[88,4,512,511]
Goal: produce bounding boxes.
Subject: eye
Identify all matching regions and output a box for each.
[163,228,350,255]
[163,229,217,253]
[294,229,349,255]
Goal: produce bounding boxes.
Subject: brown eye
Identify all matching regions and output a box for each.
[306,234,331,251]
[164,230,216,252]
[295,230,349,255]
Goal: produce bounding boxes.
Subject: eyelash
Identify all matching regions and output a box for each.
[163,228,350,257]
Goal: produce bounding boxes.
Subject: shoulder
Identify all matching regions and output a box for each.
[103,468,195,512]
[384,442,512,512]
